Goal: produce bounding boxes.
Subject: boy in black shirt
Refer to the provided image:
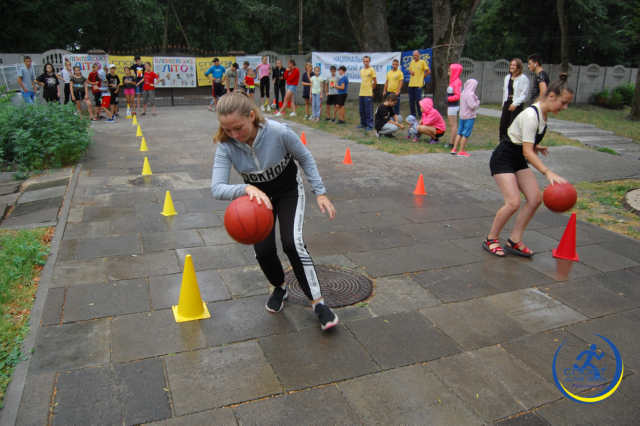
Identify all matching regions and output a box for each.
[107,65,121,117]
[374,93,404,138]
[130,56,145,115]
[36,63,60,103]
[527,54,550,104]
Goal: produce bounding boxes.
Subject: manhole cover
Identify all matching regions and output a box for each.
[624,188,640,216]
[284,265,372,308]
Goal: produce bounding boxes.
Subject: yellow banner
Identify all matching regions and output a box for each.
[196,56,235,86]
[108,55,153,84]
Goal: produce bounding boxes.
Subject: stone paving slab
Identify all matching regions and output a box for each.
[30,319,110,373]
[111,309,207,362]
[345,312,461,369]
[338,364,483,425]
[40,287,65,326]
[14,371,54,426]
[258,327,380,391]
[484,288,587,334]
[542,274,638,318]
[198,226,236,245]
[421,298,528,350]
[0,206,59,228]
[413,259,550,303]
[427,345,559,422]
[62,279,150,322]
[52,358,171,425]
[346,241,482,277]
[150,269,230,309]
[217,265,271,298]
[176,245,253,271]
[164,341,281,416]
[14,185,66,215]
[516,253,600,282]
[200,295,298,346]
[597,269,640,305]
[62,217,139,239]
[22,168,72,191]
[576,244,639,272]
[233,385,361,425]
[365,275,441,317]
[148,408,237,426]
[58,233,142,261]
[142,229,204,252]
[568,308,640,370]
[495,412,551,425]
[502,328,618,389]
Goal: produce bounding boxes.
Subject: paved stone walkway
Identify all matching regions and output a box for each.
[478,107,640,160]
[6,107,640,425]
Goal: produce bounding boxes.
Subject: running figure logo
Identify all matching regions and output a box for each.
[552,334,624,404]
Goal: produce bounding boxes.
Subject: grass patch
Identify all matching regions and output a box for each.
[596,147,618,155]
[281,100,580,155]
[0,227,52,407]
[484,104,640,143]
[572,179,640,240]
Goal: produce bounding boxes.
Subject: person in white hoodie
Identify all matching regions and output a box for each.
[499,58,529,140]
[451,78,480,157]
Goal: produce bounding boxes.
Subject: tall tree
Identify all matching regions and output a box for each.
[431,0,482,115]
[344,0,391,50]
[556,0,569,74]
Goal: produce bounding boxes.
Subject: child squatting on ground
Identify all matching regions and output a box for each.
[452,78,480,157]
[406,97,446,143]
[211,92,339,331]
[374,93,404,137]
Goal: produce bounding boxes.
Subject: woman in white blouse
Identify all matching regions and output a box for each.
[499,58,529,140]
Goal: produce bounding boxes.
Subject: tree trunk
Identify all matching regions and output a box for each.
[432,0,482,117]
[557,0,569,74]
[344,0,391,51]
[631,68,640,121]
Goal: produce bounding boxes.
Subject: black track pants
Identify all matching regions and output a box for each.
[254,180,322,301]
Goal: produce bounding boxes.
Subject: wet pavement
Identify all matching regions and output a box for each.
[7,106,640,425]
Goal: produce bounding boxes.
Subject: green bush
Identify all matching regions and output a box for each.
[612,83,634,106]
[590,88,626,109]
[0,103,91,172]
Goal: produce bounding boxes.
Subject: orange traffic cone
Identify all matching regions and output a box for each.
[300,132,307,145]
[343,148,352,165]
[413,174,427,195]
[552,212,579,261]
[278,101,283,109]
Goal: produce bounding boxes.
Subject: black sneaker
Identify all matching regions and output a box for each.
[314,303,339,331]
[265,286,288,313]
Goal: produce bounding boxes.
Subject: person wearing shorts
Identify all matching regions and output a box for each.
[324,66,338,121]
[130,57,145,115]
[334,66,348,124]
[70,66,94,119]
[142,62,161,116]
[256,56,271,111]
[275,59,299,117]
[122,68,136,112]
[99,72,115,122]
[485,77,573,258]
[88,63,102,111]
[107,64,120,116]
[205,58,226,110]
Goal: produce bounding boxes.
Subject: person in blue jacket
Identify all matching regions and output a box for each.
[211,92,339,331]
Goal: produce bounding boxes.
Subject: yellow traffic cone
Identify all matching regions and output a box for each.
[136,125,142,137]
[139,136,149,152]
[132,115,138,126]
[126,104,132,119]
[172,255,211,322]
[161,190,178,216]
[141,156,152,176]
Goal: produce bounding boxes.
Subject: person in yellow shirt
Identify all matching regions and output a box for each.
[359,56,377,130]
[408,50,430,116]
[384,58,404,115]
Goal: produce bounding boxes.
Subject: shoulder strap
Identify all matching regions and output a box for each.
[530,104,547,133]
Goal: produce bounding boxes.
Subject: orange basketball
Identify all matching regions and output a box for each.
[224,195,274,245]
[543,182,578,213]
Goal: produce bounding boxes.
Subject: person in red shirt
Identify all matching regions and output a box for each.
[87,63,102,119]
[142,62,163,116]
[244,68,256,101]
[275,59,299,117]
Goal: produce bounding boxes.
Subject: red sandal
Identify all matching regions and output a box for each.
[505,238,533,257]
[482,238,505,257]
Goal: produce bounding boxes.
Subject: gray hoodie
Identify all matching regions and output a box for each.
[211,119,327,200]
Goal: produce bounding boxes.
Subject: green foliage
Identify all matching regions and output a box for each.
[0,103,91,172]
[612,84,635,106]
[0,228,49,406]
[0,229,49,305]
[590,85,632,109]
